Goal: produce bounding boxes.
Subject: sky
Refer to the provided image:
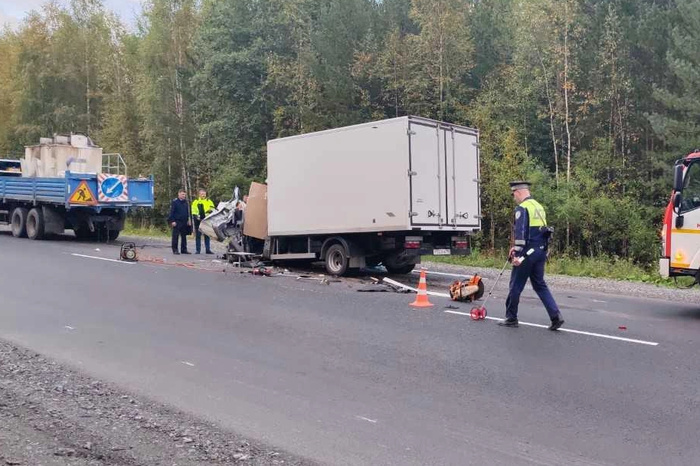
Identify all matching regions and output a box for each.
[0,0,143,29]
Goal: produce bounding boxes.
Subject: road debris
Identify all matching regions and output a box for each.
[362,277,411,293]
[251,267,272,277]
[295,274,340,285]
[357,284,390,293]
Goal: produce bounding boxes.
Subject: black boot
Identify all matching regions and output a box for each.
[548,316,565,331]
[498,318,519,328]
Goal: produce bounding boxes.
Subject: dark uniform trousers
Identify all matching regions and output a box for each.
[171,222,189,253]
[505,247,560,321]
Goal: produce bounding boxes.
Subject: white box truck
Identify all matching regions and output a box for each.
[259,115,481,275]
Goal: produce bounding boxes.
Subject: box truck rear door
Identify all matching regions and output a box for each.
[409,121,444,227]
[444,126,480,228]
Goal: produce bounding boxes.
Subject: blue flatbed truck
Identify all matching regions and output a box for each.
[0,168,154,241]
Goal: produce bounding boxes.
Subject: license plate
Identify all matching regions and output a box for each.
[433,249,451,256]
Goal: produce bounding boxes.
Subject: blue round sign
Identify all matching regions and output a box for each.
[101,177,125,199]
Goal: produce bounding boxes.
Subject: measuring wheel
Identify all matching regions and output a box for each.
[470,306,487,320]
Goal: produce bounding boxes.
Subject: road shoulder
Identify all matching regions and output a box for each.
[0,339,316,466]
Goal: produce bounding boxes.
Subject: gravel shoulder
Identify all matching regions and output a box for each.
[0,340,316,466]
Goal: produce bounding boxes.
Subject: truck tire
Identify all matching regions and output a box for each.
[108,229,120,241]
[26,208,45,240]
[384,252,416,275]
[385,264,416,275]
[10,207,28,238]
[74,225,95,240]
[325,243,349,276]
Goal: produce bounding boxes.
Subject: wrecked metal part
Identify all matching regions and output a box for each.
[363,277,412,294]
[224,251,260,266]
[295,274,341,285]
[198,186,243,243]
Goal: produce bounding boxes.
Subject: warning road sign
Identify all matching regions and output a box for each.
[69,180,97,205]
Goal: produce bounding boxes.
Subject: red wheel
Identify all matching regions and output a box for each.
[470,308,480,320]
[480,307,487,320]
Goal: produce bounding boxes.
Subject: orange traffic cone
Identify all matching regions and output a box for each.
[410,269,434,308]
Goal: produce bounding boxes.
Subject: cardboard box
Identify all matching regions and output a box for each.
[243,182,268,240]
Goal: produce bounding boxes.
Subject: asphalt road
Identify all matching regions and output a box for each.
[1,232,700,465]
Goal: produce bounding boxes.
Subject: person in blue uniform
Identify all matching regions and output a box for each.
[498,181,564,330]
[168,189,191,255]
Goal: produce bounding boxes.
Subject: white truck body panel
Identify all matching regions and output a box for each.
[267,116,480,237]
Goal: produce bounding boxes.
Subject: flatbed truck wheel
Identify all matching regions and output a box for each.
[74,225,95,240]
[10,207,28,238]
[26,208,45,240]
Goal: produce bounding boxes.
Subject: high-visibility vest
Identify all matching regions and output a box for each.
[191,198,215,218]
[520,198,547,227]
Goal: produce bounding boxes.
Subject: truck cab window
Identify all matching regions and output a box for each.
[682,162,700,212]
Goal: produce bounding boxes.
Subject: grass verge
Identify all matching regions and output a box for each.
[122,222,169,239]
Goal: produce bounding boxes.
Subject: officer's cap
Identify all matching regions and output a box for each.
[509,181,532,192]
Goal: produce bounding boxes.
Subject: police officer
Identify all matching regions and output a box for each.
[191,189,215,254]
[498,181,565,330]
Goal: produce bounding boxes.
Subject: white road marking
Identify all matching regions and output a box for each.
[592,299,607,303]
[64,326,75,330]
[444,310,659,347]
[383,278,659,347]
[71,253,134,264]
[355,416,378,424]
[180,361,195,367]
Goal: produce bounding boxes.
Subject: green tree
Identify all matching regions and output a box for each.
[137,0,199,210]
[650,0,700,151]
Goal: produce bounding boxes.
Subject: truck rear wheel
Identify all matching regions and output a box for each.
[26,208,45,240]
[384,252,416,275]
[108,229,120,241]
[385,264,416,275]
[74,225,95,240]
[10,207,28,238]
[325,244,349,276]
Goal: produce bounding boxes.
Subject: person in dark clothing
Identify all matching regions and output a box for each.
[168,189,191,255]
[499,181,564,330]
